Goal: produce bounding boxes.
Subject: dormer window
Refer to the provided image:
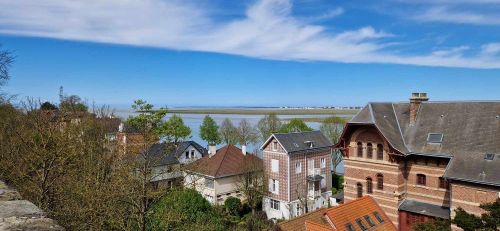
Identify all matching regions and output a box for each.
[427,133,443,144]
[304,141,314,148]
[485,153,495,160]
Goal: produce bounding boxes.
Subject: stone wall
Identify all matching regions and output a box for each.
[0,180,63,231]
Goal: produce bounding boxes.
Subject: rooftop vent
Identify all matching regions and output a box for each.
[304,141,314,148]
[293,143,300,148]
[427,133,443,144]
[485,153,495,160]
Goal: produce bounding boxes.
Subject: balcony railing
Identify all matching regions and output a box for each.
[308,168,321,176]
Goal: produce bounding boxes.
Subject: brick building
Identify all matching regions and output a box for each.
[335,93,500,230]
[262,131,333,220]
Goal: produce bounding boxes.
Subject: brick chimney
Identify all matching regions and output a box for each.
[409,92,429,125]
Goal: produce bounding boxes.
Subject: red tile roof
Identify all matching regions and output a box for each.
[278,196,397,231]
[186,145,261,178]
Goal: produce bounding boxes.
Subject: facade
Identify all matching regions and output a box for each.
[335,93,500,231]
[278,196,397,231]
[262,131,333,220]
[185,145,261,205]
[147,141,207,189]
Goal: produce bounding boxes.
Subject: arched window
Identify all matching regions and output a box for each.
[377,144,383,160]
[417,174,426,186]
[357,142,363,157]
[366,177,373,194]
[377,174,384,190]
[357,183,363,198]
[367,143,373,159]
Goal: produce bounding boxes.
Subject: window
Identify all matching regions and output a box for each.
[295,203,300,217]
[356,218,368,231]
[205,178,214,189]
[271,159,279,172]
[357,183,363,198]
[295,162,302,173]
[345,223,355,231]
[269,179,279,194]
[485,153,495,160]
[377,144,383,160]
[367,143,373,159]
[439,177,449,189]
[185,151,189,159]
[320,158,326,168]
[357,142,363,157]
[190,150,195,158]
[270,199,280,210]
[417,174,426,186]
[427,133,443,144]
[364,215,376,227]
[373,212,384,223]
[272,141,278,151]
[377,174,384,190]
[366,177,373,194]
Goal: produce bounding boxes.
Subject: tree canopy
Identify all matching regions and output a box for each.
[257,113,281,141]
[0,44,13,87]
[163,114,191,145]
[279,118,312,133]
[237,119,258,146]
[219,118,238,145]
[200,115,221,145]
[452,199,500,231]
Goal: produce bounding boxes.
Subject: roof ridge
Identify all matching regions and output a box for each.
[214,145,242,177]
[391,103,409,151]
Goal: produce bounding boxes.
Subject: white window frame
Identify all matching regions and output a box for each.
[295,162,302,173]
[270,199,280,210]
[271,159,279,172]
[272,141,278,151]
[205,178,214,189]
[269,179,279,194]
[321,158,326,168]
[190,150,195,158]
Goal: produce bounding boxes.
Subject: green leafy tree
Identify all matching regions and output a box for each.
[237,119,258,146]
[148,189,229,230]
[40,101,58,111]
[452,199,499,231]
[257,113,281,141]
[413,219,451,231]
[224,197,242,216]
[279,118,312,133]
[127,99,169,231]
[320,116,346,176]
[60,95,88,112]
[219,118,238,145]
[163,114,191,145]
[200,115,221,145]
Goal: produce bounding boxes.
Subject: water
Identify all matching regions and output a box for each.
[115,110,345,173]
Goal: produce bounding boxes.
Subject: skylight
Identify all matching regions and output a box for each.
[485,153,495,160]
[427,133,443,144]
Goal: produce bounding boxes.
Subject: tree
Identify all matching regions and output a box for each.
[60,94,88,112]
[413,219,451,231]
[0,44,13,87]
[224,197,242,216]
[200,115,221,145]
[320,116,346,175]
[147,189,229,230]
[163,114,191,145]
[452,199,500,231]
[235,156,266,215]
[237,119,258,146]
[279,118,312,133]
[40,101,58,111]
[219,118,238,145]
[257,113,281,141]
[126,99,169,231]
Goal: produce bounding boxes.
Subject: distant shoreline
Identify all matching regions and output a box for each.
[164,108,360,116]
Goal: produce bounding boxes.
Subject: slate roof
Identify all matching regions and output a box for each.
[263,131,333,154]
[186,145,261,178]
[342,101,500,186]
[399,199,450,219]
[278,196,397,231]
[145,141,207,167]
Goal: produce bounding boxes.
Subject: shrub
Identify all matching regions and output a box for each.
[224,196,242,216]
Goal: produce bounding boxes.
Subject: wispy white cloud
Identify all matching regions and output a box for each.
[412,6,500,25]
[0,0,500,68]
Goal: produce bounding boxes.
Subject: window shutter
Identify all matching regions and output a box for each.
[269,179,273,192]
[276,180,279,193]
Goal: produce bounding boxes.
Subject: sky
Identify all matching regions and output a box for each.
[0,0,500,108]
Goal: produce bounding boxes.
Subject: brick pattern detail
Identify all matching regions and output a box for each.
[289,151,332,201]
[450,182,499,217]
[263,137,289,201]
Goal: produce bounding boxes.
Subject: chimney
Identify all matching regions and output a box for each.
[410,92,429,125]
[208,145,217,158]
[118,122,124,132]
[242,145,247,155]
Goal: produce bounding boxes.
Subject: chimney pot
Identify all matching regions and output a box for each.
[409,92,429,125]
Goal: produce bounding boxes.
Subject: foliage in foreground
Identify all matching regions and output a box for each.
[413,219,451,231]
[452,199,499,231]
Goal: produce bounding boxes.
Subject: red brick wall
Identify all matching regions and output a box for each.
[450,181,499,217]
[406,157,450,207]
[263,137,289,201]
[289,150,331,201]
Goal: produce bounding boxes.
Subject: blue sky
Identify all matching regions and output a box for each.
[0,0,500,107]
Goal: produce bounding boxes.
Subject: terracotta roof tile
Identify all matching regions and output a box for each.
[186,145,261,178]
[278,208,329,231]
[304,221,335,231]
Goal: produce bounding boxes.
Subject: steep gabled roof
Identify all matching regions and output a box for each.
[278,208,329,231]
[186,145,261,178]
[343,101,500,186]
[145,141,207,167]
[262,131,333,153]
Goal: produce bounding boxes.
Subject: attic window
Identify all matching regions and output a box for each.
[427,133,443,144]
[485,153,495,160]
[304,141,314,148]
